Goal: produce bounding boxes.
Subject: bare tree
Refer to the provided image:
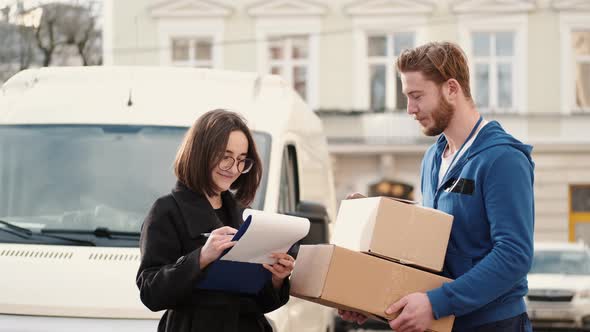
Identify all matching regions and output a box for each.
[56,2,102,66]
[34,3,66,66]
[0,23,18,82]
[31,1,102,67]
[1,1,102,83]
[76,19,102,65]
[0,20,37,82]
[17,24,36,70]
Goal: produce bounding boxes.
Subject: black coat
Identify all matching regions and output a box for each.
[136,181,290,332]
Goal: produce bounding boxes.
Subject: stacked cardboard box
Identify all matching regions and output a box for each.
[290,197,455,332]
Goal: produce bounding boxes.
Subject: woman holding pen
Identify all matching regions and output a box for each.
[136,109,294,332]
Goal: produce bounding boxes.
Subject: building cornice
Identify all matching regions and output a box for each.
[247,0,327,17]
[149,0,233,18]
[451,0,536,14]
[344,0,436,16]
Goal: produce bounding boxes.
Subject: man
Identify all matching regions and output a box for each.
[339,42,534,332]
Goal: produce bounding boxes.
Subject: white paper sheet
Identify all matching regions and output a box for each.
[220,209,310,265]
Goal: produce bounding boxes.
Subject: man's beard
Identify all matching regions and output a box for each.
[423,94,454,136]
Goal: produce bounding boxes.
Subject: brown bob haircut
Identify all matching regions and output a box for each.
[174,109,262,207]
[396,41,473,100]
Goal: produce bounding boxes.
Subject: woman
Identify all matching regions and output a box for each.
[136,109,294,332]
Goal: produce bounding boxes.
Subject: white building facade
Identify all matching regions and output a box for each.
[105,0,590,242]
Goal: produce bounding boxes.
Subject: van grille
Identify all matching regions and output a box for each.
[527,294,573,302]
[0,249,139,261]
[527,289,575,302]
[88,253,139,261]
[0,249,73,259]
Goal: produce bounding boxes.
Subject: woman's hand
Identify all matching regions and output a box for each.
[263,253,295,289]
[199,226,238,268]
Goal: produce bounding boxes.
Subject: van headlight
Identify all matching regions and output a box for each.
[579,289,590,299]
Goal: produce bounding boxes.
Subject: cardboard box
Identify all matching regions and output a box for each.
[332,197,453,272]
[290,245,454,332]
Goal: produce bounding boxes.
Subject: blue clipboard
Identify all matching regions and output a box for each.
[195,215,272,295]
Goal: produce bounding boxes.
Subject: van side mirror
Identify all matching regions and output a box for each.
[287,201,330,258]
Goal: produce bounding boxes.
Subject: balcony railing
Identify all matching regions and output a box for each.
[317,110,590,151]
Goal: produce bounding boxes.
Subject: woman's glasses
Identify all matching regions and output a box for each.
[218,156,254,174]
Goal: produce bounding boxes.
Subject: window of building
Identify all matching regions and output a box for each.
[268,35,311,101]
[458,15,527,114]
[570,184,590,242]
[255,21,320,109]
[250,1,324,110]
[559,7,590,113]
[170,37,213,68]
[471,31,516,112]
[150,0,229,69]
[366,32,415,112]
[347,1,434,112]
[572,30,590,111]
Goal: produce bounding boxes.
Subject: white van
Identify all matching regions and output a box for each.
[0,66,337,332]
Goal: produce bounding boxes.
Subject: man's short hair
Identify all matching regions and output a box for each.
[396,41,472,100]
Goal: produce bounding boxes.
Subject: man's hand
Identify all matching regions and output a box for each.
[338,309,368,325]
[345,192,366,200]
[386,293,433,332]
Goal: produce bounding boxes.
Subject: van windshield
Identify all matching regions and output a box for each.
[530,249,590,275]
[0,125,270,243]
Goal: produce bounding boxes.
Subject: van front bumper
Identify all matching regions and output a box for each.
[0,314,159,332]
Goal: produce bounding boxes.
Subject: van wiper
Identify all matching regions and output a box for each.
[0,219,33,238]
[39,233,96,246]
[42,227,140,239]
[0,219,95,246]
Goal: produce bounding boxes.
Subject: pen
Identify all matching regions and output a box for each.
[200,232,236,238]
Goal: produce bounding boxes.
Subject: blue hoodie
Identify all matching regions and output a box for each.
[422,120,535,331]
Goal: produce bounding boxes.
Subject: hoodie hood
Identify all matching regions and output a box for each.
[435,120,534,167]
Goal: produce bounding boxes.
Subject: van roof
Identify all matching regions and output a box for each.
[0,66,321,135]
